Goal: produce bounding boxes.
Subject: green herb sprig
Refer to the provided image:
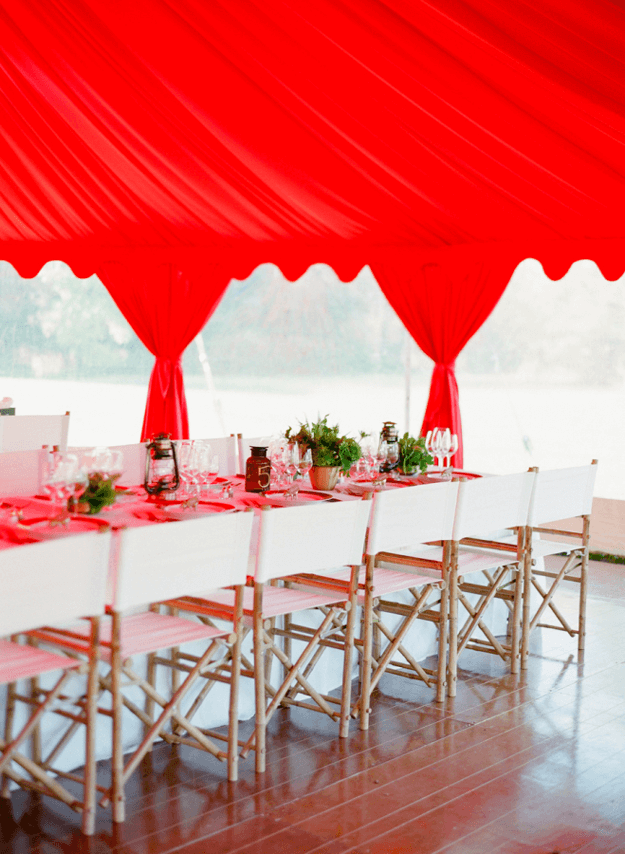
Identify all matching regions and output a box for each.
[73,472,117,514]
[286,415,362,475]
[397,433,433,475]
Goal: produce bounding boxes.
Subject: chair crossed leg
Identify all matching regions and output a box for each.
[242,582,358,773]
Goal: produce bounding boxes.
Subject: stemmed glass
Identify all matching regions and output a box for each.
[176,440,195,496]
[297,448,312,480]
[285,443,300,485]
[268,438,288,490]
[444,432,459,469]
[386,441,399,471]
[373,440,389,489]
[198,449,220,494]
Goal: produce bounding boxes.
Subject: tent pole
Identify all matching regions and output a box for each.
[194,333,227,436]
[404,330,411,434]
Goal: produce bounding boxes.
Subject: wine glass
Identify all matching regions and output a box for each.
[373,440,389,488]
[108,449,124,482]
[268,439,288,489]
[297,448,312,480]
[176,440,195,495]
[386,441,399,471]
[285,443,300,484]
[446,433,459,469]
[205,454,220,490]
[425,428,442,467]
[194,442,213,494]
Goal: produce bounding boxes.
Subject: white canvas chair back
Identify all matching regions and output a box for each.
[528,463,598,527]
[0,448,41,495]
[0,531,111,637]
[366,481,459,556]
[112,511,254,612]
[0,412,70,453]
[109,443,146,486]
[196,435,238,477]
[255,500,371,584]
[237,435,271,475]
[452,471,535,541]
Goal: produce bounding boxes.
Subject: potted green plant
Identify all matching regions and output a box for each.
[286,415,362,490]
[397,433,433,476]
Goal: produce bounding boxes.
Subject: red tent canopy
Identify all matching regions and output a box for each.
[1,0,624,453]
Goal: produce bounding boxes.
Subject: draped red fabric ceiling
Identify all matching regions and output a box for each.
[0,0,624,440]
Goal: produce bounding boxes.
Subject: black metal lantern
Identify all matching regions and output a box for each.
[144,433,180,496]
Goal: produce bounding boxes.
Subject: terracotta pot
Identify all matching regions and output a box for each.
[309,465,341,491]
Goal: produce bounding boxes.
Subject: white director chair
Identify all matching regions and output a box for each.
[1,531,111,836]
[174,499,371,772]
[35,511,254,824]
[344,482,458,727]
[0,412,70,453]
[449,471,535,695]
[521,461,598,668]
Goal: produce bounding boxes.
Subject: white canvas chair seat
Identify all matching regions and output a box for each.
[1,531,110,836]
[329,564,443,601]
[0,639,82,683]
[521,461,598,669]
[195,584,360,622]
[528,537,585,559]
[51,611,230,661]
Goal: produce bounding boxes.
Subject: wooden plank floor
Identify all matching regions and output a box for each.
[2,555,625,854]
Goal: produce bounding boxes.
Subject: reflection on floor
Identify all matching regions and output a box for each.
[2,555,625,854]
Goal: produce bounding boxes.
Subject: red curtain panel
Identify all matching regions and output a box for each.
[98,261,231,439]
[372,250,520,467]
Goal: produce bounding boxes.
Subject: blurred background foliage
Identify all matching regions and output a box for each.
[0,259,623,386]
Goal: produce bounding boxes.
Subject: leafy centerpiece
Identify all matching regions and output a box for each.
[286,415,362,490]
[397,433,433,476]
[70,472,117,514]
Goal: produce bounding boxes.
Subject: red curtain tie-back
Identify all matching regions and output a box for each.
[142,356,186,441]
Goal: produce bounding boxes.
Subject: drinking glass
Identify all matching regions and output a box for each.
[297,448,313,480]
[203,454,220,490]
[446,433,459,469]
[386,442,399,470]
[176,440,195,494]
[108,449,124,482]
[286,443,299,484]
[268,439,288,489]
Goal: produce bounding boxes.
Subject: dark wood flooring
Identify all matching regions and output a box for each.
[2,555,625,854]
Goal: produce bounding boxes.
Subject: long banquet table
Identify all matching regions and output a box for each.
[0,468,510,778]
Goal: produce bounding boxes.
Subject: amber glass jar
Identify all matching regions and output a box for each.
[245,446,271,493]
